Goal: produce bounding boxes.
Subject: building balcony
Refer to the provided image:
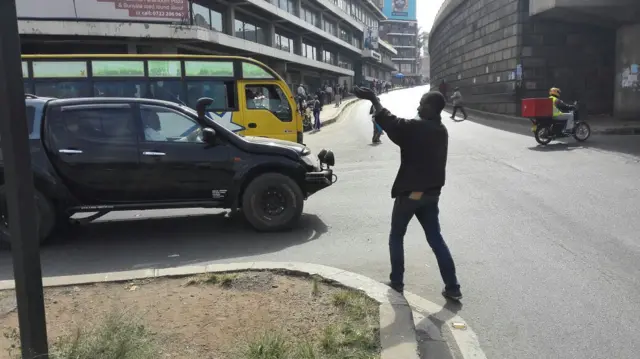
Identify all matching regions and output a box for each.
[392,57,417,61]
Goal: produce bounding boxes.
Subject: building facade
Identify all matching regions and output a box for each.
[379,19,420,85]
[429,0,640,120]
[17,0,396,94]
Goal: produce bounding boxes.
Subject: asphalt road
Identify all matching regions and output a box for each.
[2,86,640,359]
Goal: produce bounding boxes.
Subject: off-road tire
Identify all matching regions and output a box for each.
[0,186,56,248]
[242,173,304,232]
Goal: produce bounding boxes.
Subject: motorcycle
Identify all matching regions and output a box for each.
[529,101,591,145]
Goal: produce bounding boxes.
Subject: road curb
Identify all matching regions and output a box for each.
[0,261,420,359]
[446,105,640,135]
[321,98,362,127]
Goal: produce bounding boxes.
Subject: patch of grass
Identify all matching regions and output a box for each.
[3,312,159,359]
[184,273,237,287]
[50,312,159,359]
[244,332,290,359]
[311,277,321,297]
[331,290,378,321]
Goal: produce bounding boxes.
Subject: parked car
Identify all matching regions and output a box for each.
[0,95,336,246]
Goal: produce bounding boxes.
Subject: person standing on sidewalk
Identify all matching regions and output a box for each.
[334,84,342,107]
[450,87,468,120]
[353,86,462,301]
[311,95,323,131]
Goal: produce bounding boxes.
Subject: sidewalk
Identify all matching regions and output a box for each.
[317,86,412,128]
[446,105,640,135]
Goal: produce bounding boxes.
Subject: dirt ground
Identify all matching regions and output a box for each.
[0,271,379,359]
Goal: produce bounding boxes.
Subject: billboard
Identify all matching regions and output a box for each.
[363,26,379,50]
[16,0,189,23]
[382,0,416,21]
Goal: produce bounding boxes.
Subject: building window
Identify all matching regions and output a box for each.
[302,7,318,27]
[323,19,336,36]
[339,27,350,43]
[235,19,263,44]
[275,33,293,53]
[303,43,317,60]
[399,63,413,74]
[278,0,295,13]
[192,4,223,32]
[323,50,335,65]
[353,37,361,49]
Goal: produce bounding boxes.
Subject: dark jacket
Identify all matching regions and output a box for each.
[373,108,448,198]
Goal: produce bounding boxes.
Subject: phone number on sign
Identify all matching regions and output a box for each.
[132,10,186,17]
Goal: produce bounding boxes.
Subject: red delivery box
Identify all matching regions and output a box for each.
[521,98,553,118]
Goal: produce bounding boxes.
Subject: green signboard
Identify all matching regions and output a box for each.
[92,60,145,77]
[184,61,233,77]
[32,61,88,78]
[242,62,274,79]
[148,60,182,77]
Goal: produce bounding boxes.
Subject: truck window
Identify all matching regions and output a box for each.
[245,84,292,122]
[186,80,235,110]
[140,105,203,143]
[57,107,137,144]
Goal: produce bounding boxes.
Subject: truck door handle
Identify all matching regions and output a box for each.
[142,151,166,156]
[248,123,257,128]
[59,149,83,154]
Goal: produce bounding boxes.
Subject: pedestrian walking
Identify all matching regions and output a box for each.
[311,95,323,131]
[370,100,384,144]
[353,86,462,301]
[334,84,342,107]
[450,87,468,120]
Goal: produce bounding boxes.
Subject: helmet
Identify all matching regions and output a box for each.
[549,87,561,97]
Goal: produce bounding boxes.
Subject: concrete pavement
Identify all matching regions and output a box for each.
[1,86,640,358]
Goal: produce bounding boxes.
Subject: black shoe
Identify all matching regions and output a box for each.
[441,288,463,301]
[386,281,404,293]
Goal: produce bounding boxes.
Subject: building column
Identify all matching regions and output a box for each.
[614,23,640,120]
[267,23,276,47]
[294,35,303,56]
[225,6,236,37]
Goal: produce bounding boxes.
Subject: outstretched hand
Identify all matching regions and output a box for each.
[353,86,377,102]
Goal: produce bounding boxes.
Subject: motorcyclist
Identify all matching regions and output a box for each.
[549,87,577,134]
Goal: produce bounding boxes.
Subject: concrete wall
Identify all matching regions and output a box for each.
[429,0,521,115]
[430,0,617,116]
[519,10,616,114]
[614,23,640,120]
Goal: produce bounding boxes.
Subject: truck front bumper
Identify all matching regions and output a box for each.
[304,169,334,196]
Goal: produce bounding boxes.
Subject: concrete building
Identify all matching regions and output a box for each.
[17,0,396,94]
[429,0,640,120]
[379,19,420,85]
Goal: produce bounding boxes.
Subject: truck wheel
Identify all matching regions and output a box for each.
[0,186,56,248]
[242,173,304,232]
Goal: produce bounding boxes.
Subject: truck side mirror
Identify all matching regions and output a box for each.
[196,97,215,121]
[202,127,216,143]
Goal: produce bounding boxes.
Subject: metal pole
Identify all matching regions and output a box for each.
[0,1,49,358]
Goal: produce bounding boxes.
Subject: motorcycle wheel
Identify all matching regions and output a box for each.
[573,122,591,142]
[535,126,553,145]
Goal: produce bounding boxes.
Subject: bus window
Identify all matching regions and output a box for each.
[34,81,91,99]
[186,80,233,110]
[148,80,185,105]
[242,62,274,79]
[24,81,33,95]
[94,81,145,98]
[22,61,29,78]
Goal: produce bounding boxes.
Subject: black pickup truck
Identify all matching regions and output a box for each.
[0,95,336,246]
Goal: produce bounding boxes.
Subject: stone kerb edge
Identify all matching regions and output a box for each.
[0,261,420,359]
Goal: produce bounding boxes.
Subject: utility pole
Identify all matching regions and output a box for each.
[0,1,50,358]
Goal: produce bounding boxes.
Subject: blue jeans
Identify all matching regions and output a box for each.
[313,110,321,129]
[389,195,460,291]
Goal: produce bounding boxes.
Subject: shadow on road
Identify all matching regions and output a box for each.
[415,301,463,359]
[459,114,640,158]
[0,211,328,281]
[528,143,583,152]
